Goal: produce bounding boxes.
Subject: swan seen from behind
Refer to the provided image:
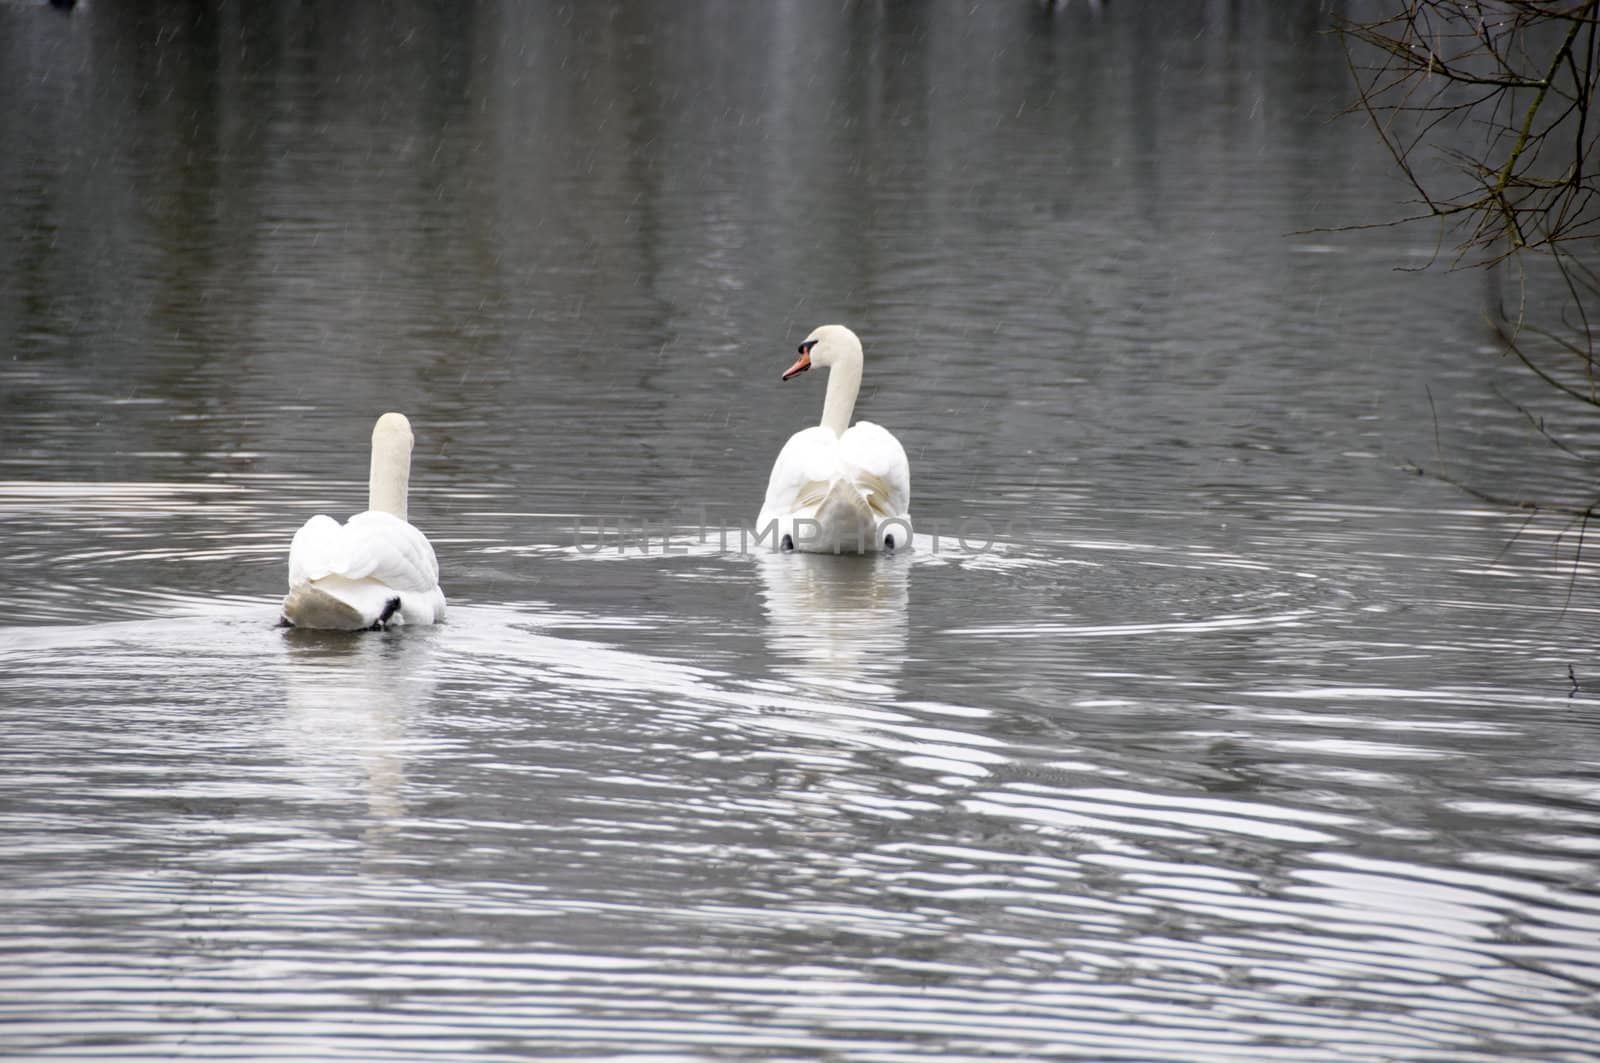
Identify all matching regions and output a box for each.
[757,325,912,554]
[281,412,446,630]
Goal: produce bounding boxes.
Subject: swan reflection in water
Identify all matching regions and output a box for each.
[756,550,910,698]
[278,629,438,841]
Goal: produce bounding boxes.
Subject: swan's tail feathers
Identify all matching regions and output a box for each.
[857,470,896,519]
[772,476,907,554]
[794,480,831,511]
[281,576,410,630]
[811,477,878,554]
[281,583,369,630]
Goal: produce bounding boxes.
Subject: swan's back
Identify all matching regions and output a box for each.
[290,510,439,591]
[757,422,911,552]
[283,510,444,628]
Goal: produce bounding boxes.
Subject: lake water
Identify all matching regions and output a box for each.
[3,2,1599,1060]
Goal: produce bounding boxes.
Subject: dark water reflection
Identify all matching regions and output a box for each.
[3,1,1600,1060]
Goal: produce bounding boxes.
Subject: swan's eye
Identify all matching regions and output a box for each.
[798,339,818,355]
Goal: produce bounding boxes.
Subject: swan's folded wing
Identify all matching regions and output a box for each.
[287,514,349,586]
[342,511,441,592]
[288,511,439,593]
[761,426,842,516]
[839,421,911,519]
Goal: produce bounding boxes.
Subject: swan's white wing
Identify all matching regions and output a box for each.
[758,426,841,525]
[839,420,911,520]
[338,511,440,592]
[287,514,349,586]
[287,511,439,593]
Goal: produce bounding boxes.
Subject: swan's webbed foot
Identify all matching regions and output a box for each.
[781,534,794,551]
[370,597,403,630]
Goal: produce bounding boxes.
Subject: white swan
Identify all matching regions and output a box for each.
[280,412,446,630]
[757,325,911,553]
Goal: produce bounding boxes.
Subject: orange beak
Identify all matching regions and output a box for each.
[781,350,812,381]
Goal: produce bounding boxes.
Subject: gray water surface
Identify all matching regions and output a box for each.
[3,2,1599,1060]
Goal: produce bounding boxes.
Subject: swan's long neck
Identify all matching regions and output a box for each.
[368,416,413,521]
[820,354,862,438]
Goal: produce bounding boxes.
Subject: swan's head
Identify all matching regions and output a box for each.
[372,411,414,449]
[782,324,862,381]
